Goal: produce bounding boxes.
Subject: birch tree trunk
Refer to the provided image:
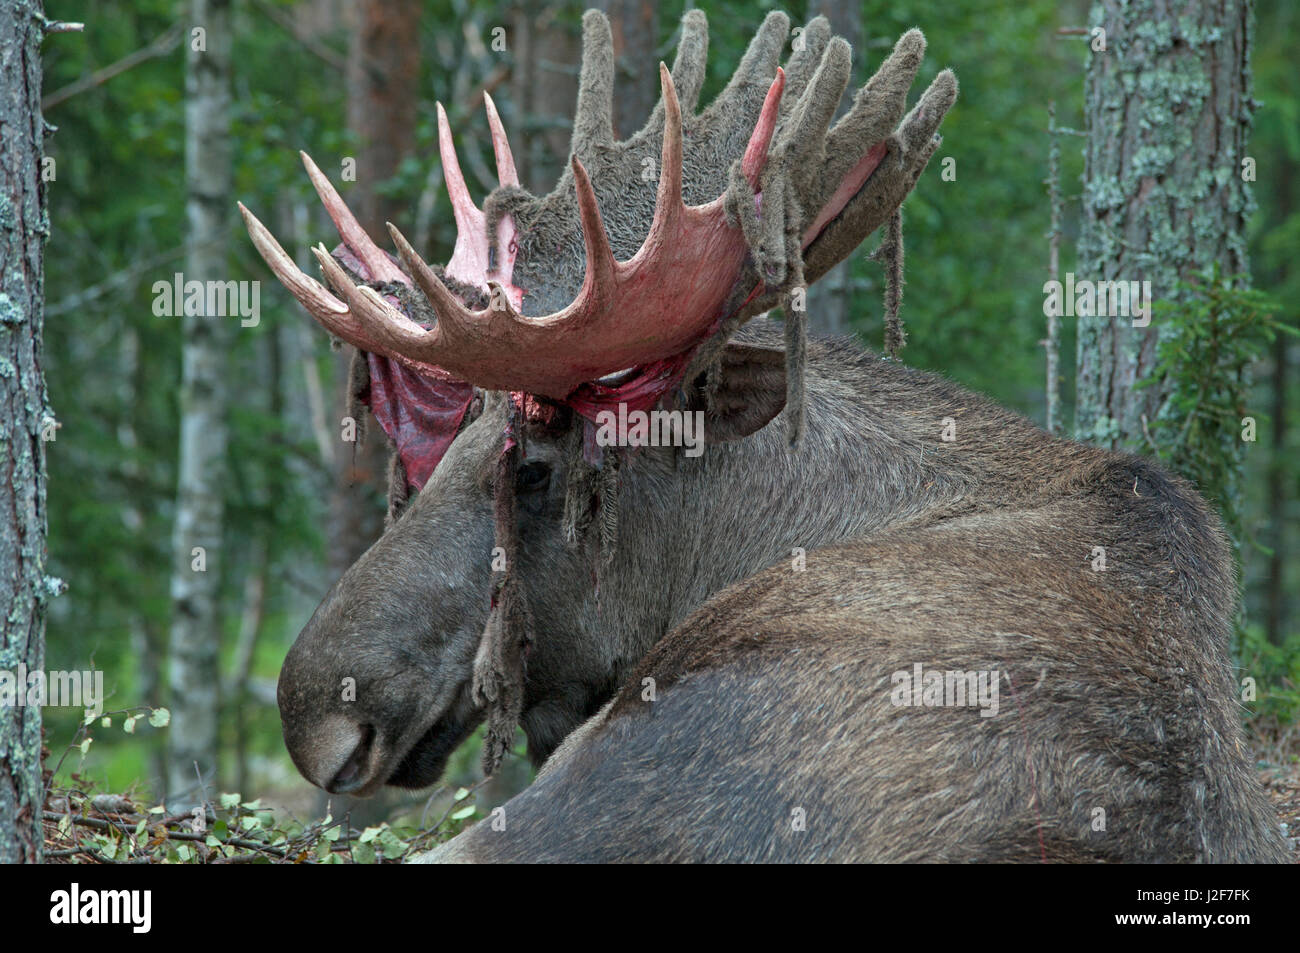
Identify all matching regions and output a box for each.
[1074,0,1255,448]
[0,0,51,865]
[167,0,232,807]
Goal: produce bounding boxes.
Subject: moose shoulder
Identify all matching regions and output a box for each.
[244,8,1286,862]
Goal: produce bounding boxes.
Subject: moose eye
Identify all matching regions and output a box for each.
[516,461,551,493]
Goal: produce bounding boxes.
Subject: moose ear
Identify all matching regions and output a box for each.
[693,342,787,442]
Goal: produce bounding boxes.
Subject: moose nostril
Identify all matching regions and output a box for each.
[327,724,376,794]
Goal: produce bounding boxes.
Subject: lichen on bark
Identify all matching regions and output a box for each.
[0,0,53,864]
[1074,0,1256,451]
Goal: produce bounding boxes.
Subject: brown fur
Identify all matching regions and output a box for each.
[278,322,1286,862]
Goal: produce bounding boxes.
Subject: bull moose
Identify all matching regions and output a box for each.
[241,9,1288,862]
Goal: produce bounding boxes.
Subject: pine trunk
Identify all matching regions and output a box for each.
[0,0,51,864]
[1075,0,1254,448]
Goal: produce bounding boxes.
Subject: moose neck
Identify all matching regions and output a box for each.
[518,327,1080,759]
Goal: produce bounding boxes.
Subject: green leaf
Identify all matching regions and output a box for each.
[149,707,171,728]
[123,716,138,734]
[450,805,476,821]
[453,787,471,802]
[219,792,242,810]
[378,832,406,860]
[78,737,92,754]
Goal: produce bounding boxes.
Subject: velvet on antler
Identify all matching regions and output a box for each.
[241,9,955,409]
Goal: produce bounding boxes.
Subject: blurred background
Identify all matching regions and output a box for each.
[38,0,1299,833]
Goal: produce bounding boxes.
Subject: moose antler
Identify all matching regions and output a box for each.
[241,10,956,402]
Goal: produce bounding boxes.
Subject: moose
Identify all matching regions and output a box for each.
[242,10,1288,862]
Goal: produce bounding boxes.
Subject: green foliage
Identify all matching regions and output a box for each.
[1142,266,1295,542]
[1239,624,1300,747]
[46,780,485,864]
[847,0,1087,415]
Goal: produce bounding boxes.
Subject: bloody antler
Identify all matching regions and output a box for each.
[242,66,781,398]
[241,9,956,402]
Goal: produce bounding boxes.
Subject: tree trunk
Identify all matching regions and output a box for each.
[328,0,421,578]
[510,6,579,194]
[167,0,233,808]
[1074,0,1254,448]
[0,0,51,864]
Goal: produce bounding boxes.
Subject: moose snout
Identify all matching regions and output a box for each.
[293,713,378,794]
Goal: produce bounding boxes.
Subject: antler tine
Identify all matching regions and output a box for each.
[385,223,480,346]
[572,10,615,154]
[483,93,519,188]
[652,64,684,228]
[436,102,480,237]
[741,67,786,186]
[779,37,852,210]
[823,29,927,186]
[241,202,457,377]
[239,202,348,321]
[311,244,433,354]
[299,151,406,285]
[668,9,709,114]
[802,68,957,287]
[781,16,831,100]
[898,68,959,153]
[787,38,852,171]
[570,158,619,304]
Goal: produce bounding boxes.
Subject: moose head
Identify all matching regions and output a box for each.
[242,9,955,796]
